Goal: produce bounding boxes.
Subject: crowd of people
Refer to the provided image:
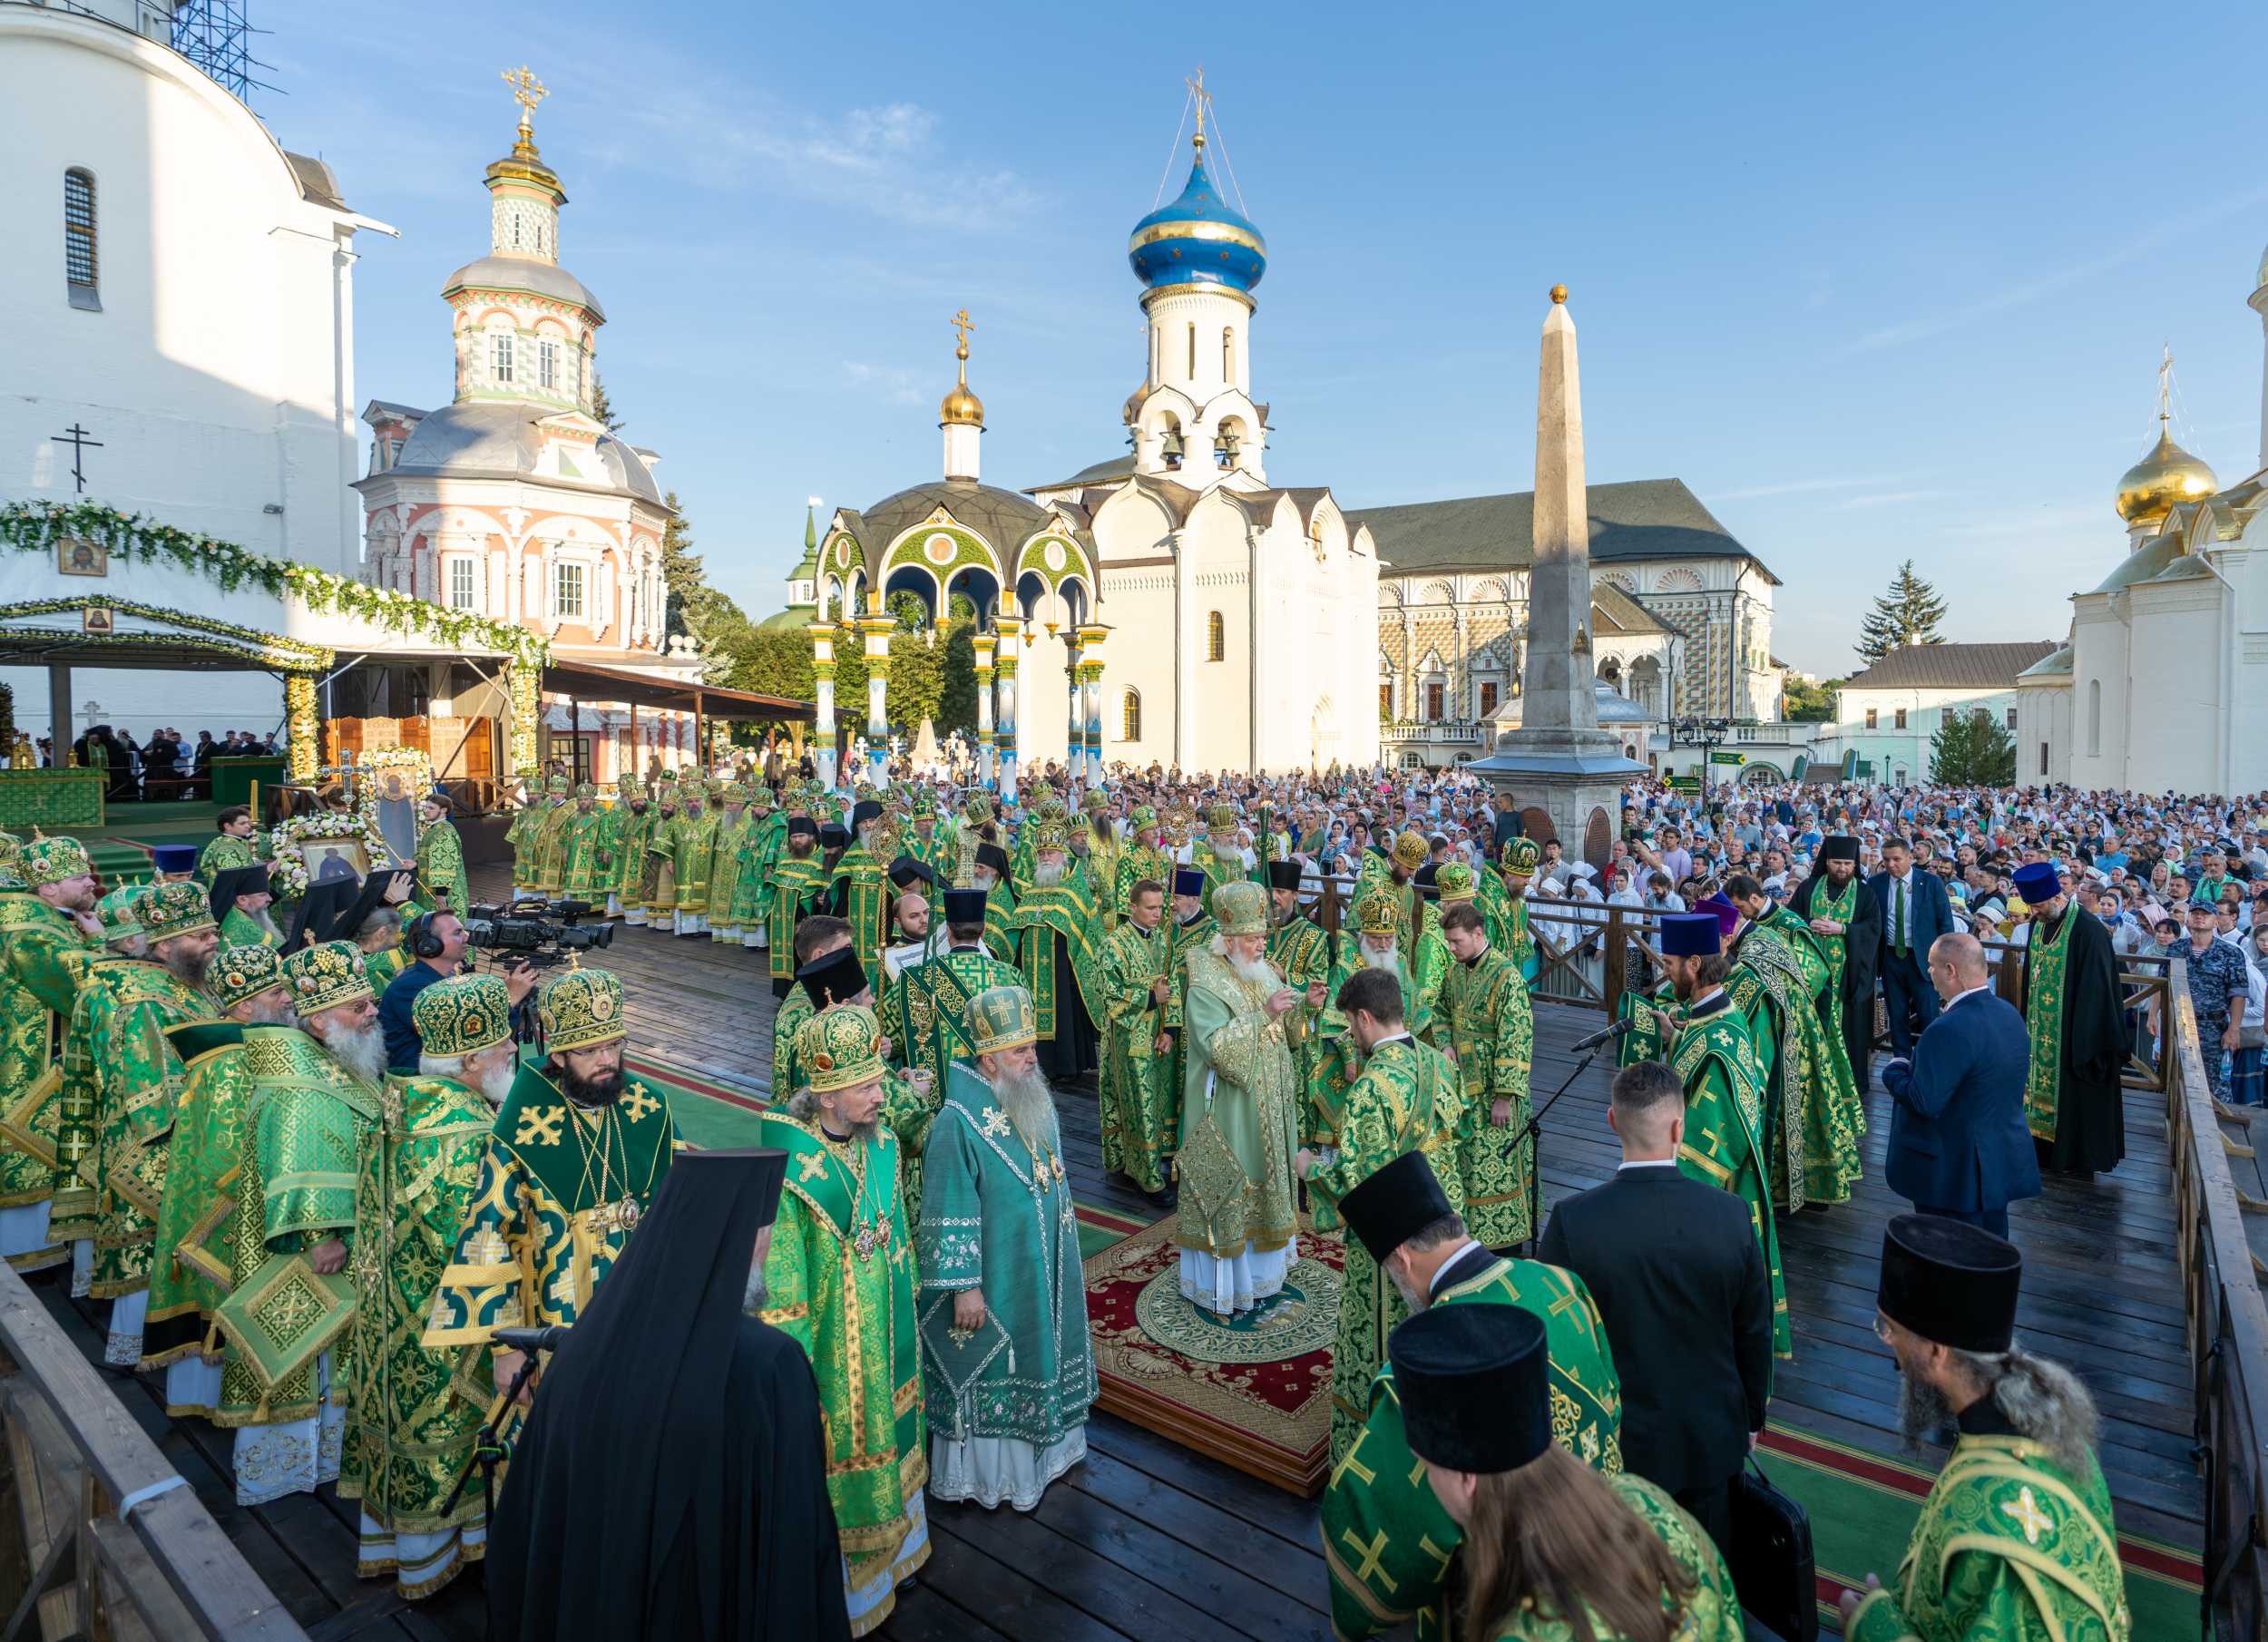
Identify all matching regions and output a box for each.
[1,758,2249,1637]
[31,724,284,799]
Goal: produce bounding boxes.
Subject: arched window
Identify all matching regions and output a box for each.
[1222,327,1235,386]
[1121,688,1141,741]
[64,169,98,307]
[1206,610,1224,661]
[539,339,559,392]
[1187,322,1197,377]
[2087,679,2101,756]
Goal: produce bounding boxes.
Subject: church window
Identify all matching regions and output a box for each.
[1893,708,1907,729]
[1425,682,1444,721]
[1864,708,1878,729]
[1379,682,1393,720]
[1121,689,1141,741]
[2087,679,2101,756]
[1188,323,1197,377]
[448,558,474,610]
[539,341,559,391]
[554,562,585,620]
[64,169,97,303]
[2005,707,2018,730]
[1206,610,1224,661]
[1479,680,1499,716]
[2039,742,2049,777]
[493,334,515,384]
[1222,327,1235,386]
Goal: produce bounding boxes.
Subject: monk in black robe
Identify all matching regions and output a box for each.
[489,1148,849,1642]
[2009,865,2126,1178]
[1790,836,1884,1092]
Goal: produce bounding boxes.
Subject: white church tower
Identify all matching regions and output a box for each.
[1124,74,1270,485]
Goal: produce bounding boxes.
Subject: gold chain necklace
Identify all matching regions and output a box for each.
[820,1123,890,1261]
[569,1099,640,1236]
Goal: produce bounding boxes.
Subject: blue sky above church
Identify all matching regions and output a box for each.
[273,0,2268,675]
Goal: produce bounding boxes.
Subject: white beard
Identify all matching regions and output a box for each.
[310,1015,386,1086]
[992,1062,1061,1151]
[1361,942,1400,971]
[1033,858,1066,888]
[1227,951,1277,988]
[472,1054,517,1106]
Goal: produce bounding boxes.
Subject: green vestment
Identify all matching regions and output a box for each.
[828,845,890,989]
[1847,1432,2131,1642]
[558,807,611,902]
[764,853,829,980]
[1671,1001,1789,1359]
[1164,909,1216,1109]
[1322,1252,1626,1640]
[414,818,470,916]
[1438,943,1536,1246]
[338,1073,493,1559]
[1113,843,1175,919]
[1305,946,1429,1161]
[729,813,787,928]
[917,1062,1096,1450]
[1098,920,1178,1193]
[758,1110,927,1616]
[611,806,655,905]
[670,809,720,917]
[1735,916,1865,1206]
[640,812,680,917]
[0,894,94,1262]
[531,801,573,895]
[220,905,276,949]
[2020,904,2077,1142]
[1006,875,1107,1042]
[197,834,259,888]
[1268,911,1334,1091]
[503,806,542,893]
[148,1021,252,1381]
[1308,1034,1466,1463]
[773,982,816,1099]
[703,806,747,933]
[1177,947,1304,1267]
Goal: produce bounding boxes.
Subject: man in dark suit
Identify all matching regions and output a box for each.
[1872,835,1952,1056]
[1881,933,2041,1236]
[1537,1059,1772,1558]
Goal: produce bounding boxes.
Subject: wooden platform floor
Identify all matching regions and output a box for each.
[34,875,2195,1641]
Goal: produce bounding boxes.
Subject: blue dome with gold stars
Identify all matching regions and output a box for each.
[1128,149,1266,298]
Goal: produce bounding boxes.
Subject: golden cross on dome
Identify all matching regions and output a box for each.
[2157,343,2174,427]
[1187,66,1208,151]
[951,308,975,363]
[501,64,548,147]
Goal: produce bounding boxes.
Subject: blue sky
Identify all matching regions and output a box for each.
[268,0,2268,678]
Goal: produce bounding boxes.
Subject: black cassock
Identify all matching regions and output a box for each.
[2023,906,2126,1177]
[1035,931,1100,1082]
[489,1150,849,1642]
[1790,866,1883,1092]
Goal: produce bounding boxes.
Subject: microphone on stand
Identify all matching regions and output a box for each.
[491,1324,572,1356]
[1568,1015,1638,1055]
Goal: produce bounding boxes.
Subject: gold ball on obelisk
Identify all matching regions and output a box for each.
[1549,283,1568,304]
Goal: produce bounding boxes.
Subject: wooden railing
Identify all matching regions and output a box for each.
[0,1266,305,1642]
[2164,961,2268,1641]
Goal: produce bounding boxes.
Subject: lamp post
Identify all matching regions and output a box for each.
[1670,715,1734,795]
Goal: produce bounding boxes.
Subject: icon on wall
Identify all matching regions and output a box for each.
[82,605,114,635]
[58,539,107,578]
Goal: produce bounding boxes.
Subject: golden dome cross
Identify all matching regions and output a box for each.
[1187,65,1208,151]
[502,64,548,147]
[951,308,975,363]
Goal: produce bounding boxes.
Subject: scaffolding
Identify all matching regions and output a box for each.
[169,0,277,108]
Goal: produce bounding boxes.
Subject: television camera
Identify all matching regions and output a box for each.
[463,899,616,968]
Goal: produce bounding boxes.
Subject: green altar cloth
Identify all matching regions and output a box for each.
[0,770,104,829]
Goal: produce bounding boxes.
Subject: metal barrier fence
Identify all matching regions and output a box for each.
[0,1264,306,1641]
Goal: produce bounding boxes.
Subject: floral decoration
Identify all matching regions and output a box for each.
[267,810,392,897]
[354,748,435,843]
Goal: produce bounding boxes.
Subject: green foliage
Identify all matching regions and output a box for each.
[590,374,623,434]
[1928,706,2017,787]
[1782,675,1840,723]
[1857,560,1949,664]
[657,491,746,658]
[721,625,816,702]
[883,592,943,733]
[939,620,979,736]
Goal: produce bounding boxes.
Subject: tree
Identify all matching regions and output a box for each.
[1857,560,1948,664]
[938,615,980,736]
[1929,707,2017,787]
[590,374,623,434]
[657,491,746,658]
[883,591,944,733]
[1782,675,1840,722]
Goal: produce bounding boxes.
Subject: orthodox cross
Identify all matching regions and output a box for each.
[2157,344,2173,427]
[951,308,975,361]
[502,64,548,146]
[51,424,102,494]
[1187,66,1208,148]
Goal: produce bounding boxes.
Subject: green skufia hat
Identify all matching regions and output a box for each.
[1500,836,1541,876]
[94,885,152,945]
[1213,879,1267,938]
[413,973,514,1059]
[282,940,374,1017]
[210,943,285,1012]
[795,1003,887,1095]
[140,880,217,943]
[909,787,937,817]
[966,984,1038,1055]
[20,836,92,888]
[1435,862,1478,904]
[536,964,626,1052]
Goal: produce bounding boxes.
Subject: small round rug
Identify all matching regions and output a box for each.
[1131,1255,1340,1364]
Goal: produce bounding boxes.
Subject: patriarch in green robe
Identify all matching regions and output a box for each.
[64,882,215,1369]
[214,941,386,1508]
[760,1004,928,1638]
[413,790,471,917]
[422,967,679,1422]
[341,973,517,1599]
[1434,875,1537,1248]
[1844,1215,2130,1642]
[0,836,103,1275]
[197,806,262,887]
[1097,875,1180,1202]
[1297,965,1467,1462]
[1648,912,1790,1360]
[1385,1304,1741,1642]
[1179,881,1305,1319]
[1322,1150,1625,1642]
[919,984,1096,1519]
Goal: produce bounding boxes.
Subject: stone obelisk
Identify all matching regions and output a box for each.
[1470,285,1645,866]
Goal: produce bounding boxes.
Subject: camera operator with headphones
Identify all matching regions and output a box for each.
[380,908,540,1075]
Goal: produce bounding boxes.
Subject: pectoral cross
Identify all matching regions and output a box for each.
[51,425,102,494]
[1338,1527,1397,1594]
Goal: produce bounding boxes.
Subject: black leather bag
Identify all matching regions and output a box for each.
[1731,1455,1817,1642]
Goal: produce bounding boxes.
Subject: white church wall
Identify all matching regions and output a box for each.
[2014,680,2071,785]
[2067,601,2127,790]
[1183,499,1253,771]
[2125,584,2225,793]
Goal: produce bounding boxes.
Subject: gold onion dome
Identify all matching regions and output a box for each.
[2114,425,2217,524]
[940,308,984,427]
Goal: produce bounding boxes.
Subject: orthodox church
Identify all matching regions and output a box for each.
[789,96,1382,780]
[2017,303,2268,793]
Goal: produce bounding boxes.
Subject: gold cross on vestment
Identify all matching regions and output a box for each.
[620,1083,659,1124]
[1339,1527,1397,1593]
[514,1104,564,1148]
[1330,1427,1375,1490]
[1417,1535,1452,1580]
[544,1264,581,1309]
[2001,1486,2053,1546]
[797,1150,828,1183]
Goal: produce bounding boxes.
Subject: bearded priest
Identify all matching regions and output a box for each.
[758,1005,926,1637]
[918,985,1096,1513]
[1177,881,1304,1318]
